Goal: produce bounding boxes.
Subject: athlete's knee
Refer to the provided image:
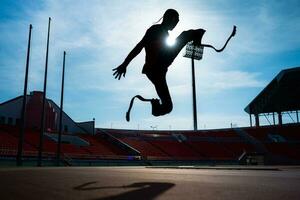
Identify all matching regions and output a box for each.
[151,98,161,116]
[151,99,173,116]
[163,100,173,114]
[180,29,206,43]
[178,30,197,46]
[180,30,194,40]
[166,103,173,114]
[175,30,194,50]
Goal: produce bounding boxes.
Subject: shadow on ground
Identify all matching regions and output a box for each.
[74,181,175,200]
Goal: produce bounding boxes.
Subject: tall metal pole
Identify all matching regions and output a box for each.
[184,43,203,131]
[191,50,198,131]
[56,51,66,166]
[17,24,32,166]
[38,17,51,167]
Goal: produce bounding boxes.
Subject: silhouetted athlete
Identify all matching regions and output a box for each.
[113,9,236,121]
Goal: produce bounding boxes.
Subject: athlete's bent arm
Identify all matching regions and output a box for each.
[113,39,145,80]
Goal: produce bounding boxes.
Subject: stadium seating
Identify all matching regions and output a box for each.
[0,128,36,156]
[106,129,255,160]
[205,129,239,138]
[186,141,236,160]
[60,143,86,155]
[265,143,300,160]
[121,137,169,157]
[277,125,300,141]
[243,127,271,141]
[222,142,256,157]
[147,139,202,160]
[1,124,300,162]
[244,125,300,142]
[178,131,209,138]
[23,130,57,153]
[78,134,128,156]
[0,130,18,149]
[242,125,300,161]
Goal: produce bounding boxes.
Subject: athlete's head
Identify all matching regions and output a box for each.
[162,9,179,30]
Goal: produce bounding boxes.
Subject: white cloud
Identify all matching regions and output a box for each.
[198,70,265,91]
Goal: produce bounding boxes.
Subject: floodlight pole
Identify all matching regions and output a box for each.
[183,42,203,131]
[38,17,51,167]
[191,50,198,131]
[17,24,32,166]
[56,51,66,166]
[183,26,236,131]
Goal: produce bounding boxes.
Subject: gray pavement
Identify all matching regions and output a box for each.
[0,166,300,200]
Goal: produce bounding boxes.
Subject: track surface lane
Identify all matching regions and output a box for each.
[0,166,300,200]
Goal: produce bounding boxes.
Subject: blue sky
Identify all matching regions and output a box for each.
[0,0,300,130]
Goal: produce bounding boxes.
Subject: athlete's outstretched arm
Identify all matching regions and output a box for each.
[113,39,145,80]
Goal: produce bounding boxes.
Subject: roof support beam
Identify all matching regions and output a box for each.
[263,113,272,125]
[255,114,260,127]
[278,112,282,126]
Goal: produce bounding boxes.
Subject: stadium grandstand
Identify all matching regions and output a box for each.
[245,66,300,127]
[0,68,300,166]
[0,91,94,134]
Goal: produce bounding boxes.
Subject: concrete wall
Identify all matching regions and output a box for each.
[0,97,23,125]
[48,100,87,134]
[0,92,89,134]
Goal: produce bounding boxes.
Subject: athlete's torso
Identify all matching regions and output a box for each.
[142,24,169,74]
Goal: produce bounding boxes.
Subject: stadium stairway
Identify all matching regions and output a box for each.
[97,129,141,156]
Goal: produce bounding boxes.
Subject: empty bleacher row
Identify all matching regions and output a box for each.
[1,124,300,163]
[103,128,256,161]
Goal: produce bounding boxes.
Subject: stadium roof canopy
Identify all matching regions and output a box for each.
[245,67,300,115]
